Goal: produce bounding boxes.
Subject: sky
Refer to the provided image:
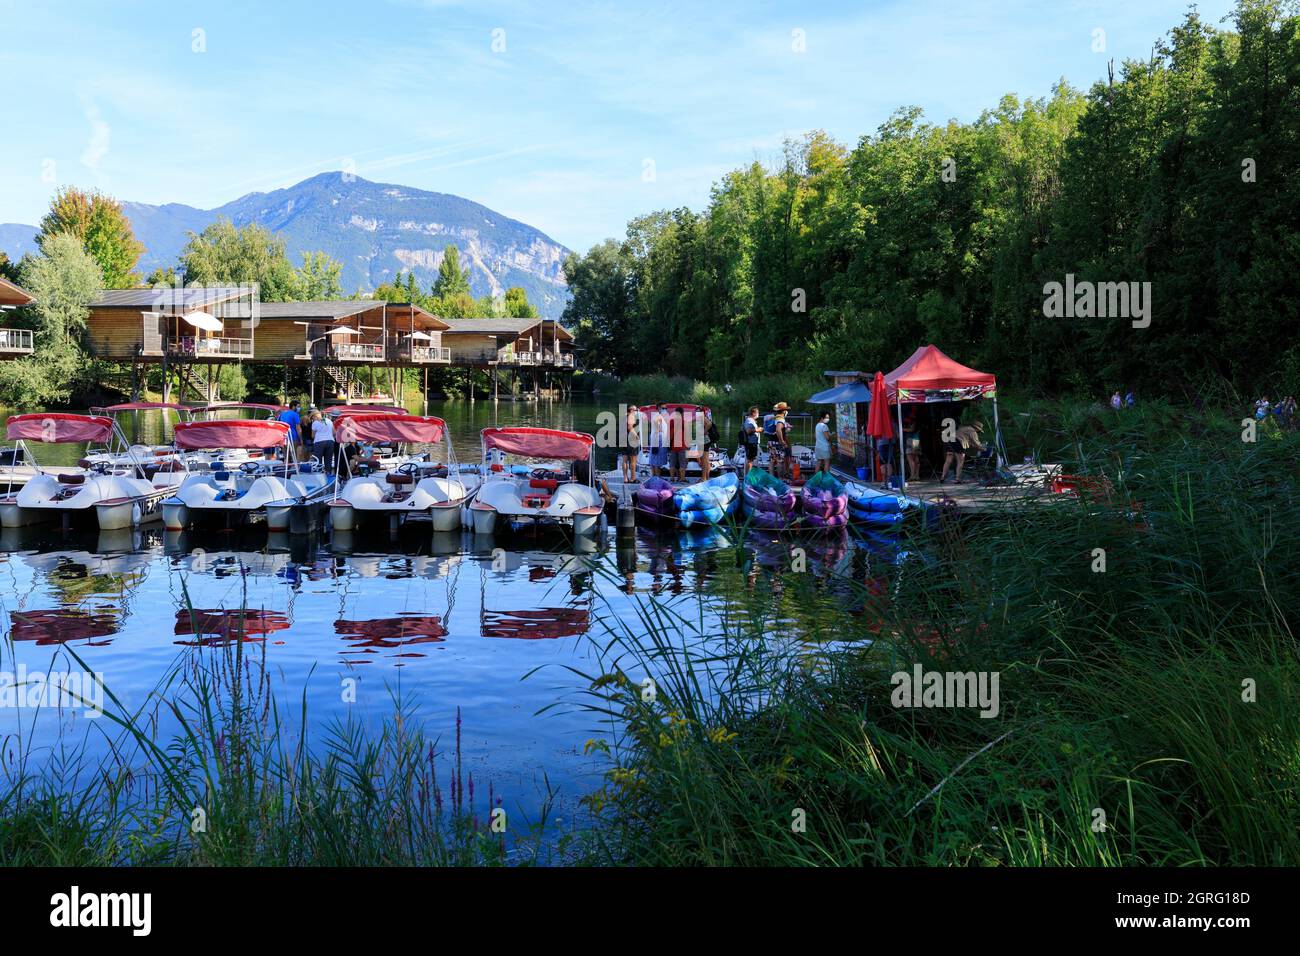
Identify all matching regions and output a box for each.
[0,0,1240,253]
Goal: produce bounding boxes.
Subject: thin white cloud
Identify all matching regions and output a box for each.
[80,99,110,171]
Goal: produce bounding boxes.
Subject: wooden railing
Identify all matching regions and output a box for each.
[407,346,451,363]
[0,328,34,353]
[170,335,254,357]
[499,349,574,367]
[330,342,385,361]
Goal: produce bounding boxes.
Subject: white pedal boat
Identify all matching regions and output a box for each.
[0,414,184,530]
[160,418,335,532]
[468,427,604,536]
[327,414,480,533]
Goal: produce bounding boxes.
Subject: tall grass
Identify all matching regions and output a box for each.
[568,401,1300,865]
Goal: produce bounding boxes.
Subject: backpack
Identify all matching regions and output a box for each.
[763,413,777,437]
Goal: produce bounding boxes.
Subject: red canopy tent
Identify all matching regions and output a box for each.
[7,413,115,444]
[882,345,1002,490]
[173,419,290,450]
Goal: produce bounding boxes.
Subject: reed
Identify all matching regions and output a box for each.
[567,400,1300,865]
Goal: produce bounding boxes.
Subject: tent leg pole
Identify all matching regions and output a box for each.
[897,400,905,493]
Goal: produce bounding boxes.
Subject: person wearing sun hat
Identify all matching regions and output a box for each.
[769,402,791,477]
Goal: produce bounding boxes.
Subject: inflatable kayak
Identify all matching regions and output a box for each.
[673,472,740,527]
[800,471,850,532]
[742,468,799,530]
[634,475,677,523]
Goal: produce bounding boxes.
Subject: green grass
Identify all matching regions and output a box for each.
[568,400,1300,865]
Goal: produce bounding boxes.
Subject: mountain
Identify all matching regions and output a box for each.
[0,223,38,261]
[3,174,572,318]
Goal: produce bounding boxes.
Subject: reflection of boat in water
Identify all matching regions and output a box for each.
[335,615,447,659]
[8,608,120,645]
[173,608,292,646]
[481,606,590,640]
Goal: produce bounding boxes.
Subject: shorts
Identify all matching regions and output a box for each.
[944,440,965,456]
[744,441,759,462]
[905,434,921,453]
[649,446,668,469]
[876,441,895,465]
[669,450,687,471]
[619,447,637,462]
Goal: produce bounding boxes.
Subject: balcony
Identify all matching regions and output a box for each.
[329,342,385,361]
[169,335,254,358]
[407,345,451,364]
[0,328,34,354]
[498,349,575,367]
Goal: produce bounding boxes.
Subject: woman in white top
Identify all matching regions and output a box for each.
[814,412,834,473]
[310,412,337,475]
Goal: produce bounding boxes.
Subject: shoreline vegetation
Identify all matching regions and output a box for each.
[3,397,1296,865]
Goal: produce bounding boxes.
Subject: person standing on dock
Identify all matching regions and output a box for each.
[278,400,303,461]
[814,412,834,473]
[902,409,920,481]
[771,404,791,479]
[648,404,668,477]
[620,405,640,483]
[667,407,688,481]
[741,406,760,474]
[701,407,719,482]
[310,411,338,477]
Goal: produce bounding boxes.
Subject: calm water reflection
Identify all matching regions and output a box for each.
[0,402,895,826]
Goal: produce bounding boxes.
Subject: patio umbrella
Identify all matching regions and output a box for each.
[324,325,358,336]
[865,371,892,483]
[404,331,434,340]
[181,311,224,333]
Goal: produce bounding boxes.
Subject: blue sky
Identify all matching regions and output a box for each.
[0,0,1238,253]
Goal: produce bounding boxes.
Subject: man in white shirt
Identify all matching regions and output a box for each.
[310,412,337,476]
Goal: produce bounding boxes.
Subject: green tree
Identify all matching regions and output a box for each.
[0,233,102,405]
[293,251,344,300]
[432,245,472,299]
[501,286,539,318]
[179,219,298,301]
[36,187,144,289]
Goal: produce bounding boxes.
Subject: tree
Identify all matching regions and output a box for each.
[562,240,637,374]
[179,219,298,301]
[502,286,539,318]
[293,251,344,300]
[36,187,144,288]
[0,233,102,406]
[433,245,472,299]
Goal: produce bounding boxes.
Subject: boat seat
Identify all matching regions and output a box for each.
[529,478,558,491]
[385,472,413,486]
[58,473,86,485]
[355,457,380,470]
[213,471,231,482]
[77,458,93,469]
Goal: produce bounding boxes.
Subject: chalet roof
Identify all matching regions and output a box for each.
[441,317,572,340]
[0,277,34,308]
[257,300,385,321]
[90,287,250,309]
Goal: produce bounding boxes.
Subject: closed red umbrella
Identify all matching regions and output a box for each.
[865,372,892,481]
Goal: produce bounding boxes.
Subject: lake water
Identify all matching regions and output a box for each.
[0,401,886,833]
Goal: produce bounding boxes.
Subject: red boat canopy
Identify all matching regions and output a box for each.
[173,419,290,450]
[482,427,595,460]
[884,345,997,403]
[193,403,288,416]
[93,401,193,414]
[7,413,114,444]
[336,414,446,445]
[327,404,406,418]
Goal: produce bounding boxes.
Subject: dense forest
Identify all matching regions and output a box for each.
[562,1,1300,398]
